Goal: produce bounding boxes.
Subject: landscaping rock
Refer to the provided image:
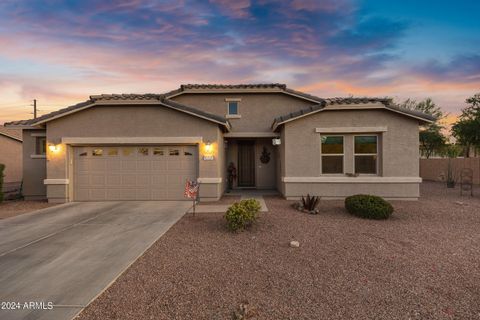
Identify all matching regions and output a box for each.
[290,240,300,248]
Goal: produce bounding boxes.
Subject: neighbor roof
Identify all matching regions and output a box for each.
[0,125,22,142]
[5,94,231,130]
[164,83,326,103]
[272,97,436,131]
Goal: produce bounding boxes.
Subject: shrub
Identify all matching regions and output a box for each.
[224,199,261,231]
[345,194,393,220]
[0,164,4,203]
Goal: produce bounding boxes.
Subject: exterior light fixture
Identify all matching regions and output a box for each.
[202,141,215,160]
[48,144,60,153]
[204,141,213,154]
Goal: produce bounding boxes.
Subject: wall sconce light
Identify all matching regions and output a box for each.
[204,141,213,154]
[48,144,60,153]
[202,141,215,160]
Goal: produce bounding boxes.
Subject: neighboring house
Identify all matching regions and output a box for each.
[0,125,23,184]
[5,84,434,203]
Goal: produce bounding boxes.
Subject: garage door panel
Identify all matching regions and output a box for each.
[136,160,152,171]
[108,160,122,171]
[77,160,89,172]
[106,174,122,186]
[76,189,89,200]
[90,159,106,171]
[152,175,167,186]
[120,189,137,200]
[76,175,90,187]
[121,160,136,171]
[105,189,123,200]
[91,175,106,186]
[136,174,151,186]
[74,145,197,201]
[152,160,167,170]
[151,189,168,199]
[167,160,182,170]
[88,189,107,201]
[121,175,136,186]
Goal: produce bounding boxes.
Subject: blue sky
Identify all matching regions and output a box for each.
[0,0,479,123]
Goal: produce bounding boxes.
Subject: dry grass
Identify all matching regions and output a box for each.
[77,182,480,320]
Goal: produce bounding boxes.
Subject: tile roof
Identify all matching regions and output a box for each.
[272,103,325,124]
[272,97,436,130]
[325,97,392,105]
[165,83,326,104]
[0,125,22,142]
[325,97,436,122]
[180,83,287,90]
[5,94,230,129]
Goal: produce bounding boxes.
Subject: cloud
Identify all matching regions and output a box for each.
[209,0,251,18]
[0,0,478,123]
[413,54,480,83]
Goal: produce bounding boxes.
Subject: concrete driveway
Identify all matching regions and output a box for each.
[0,201,190,320]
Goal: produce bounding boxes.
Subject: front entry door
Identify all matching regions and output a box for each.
[238,141,255,187]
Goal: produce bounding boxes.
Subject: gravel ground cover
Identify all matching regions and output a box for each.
[0,200,57,219]
[77,182,480,320]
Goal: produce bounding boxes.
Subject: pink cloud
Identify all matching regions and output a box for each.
[209,0,251,18]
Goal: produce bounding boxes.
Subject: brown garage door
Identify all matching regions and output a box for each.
[74,145,197,201]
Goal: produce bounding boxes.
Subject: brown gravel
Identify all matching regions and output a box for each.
[0,200,57,219]
[77,182,480,320]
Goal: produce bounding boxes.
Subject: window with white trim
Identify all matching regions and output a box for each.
[321,135,344,174]
[227,101,238,115]
[354,135,378,174]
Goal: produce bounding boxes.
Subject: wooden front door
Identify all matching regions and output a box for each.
[238,141,255,187]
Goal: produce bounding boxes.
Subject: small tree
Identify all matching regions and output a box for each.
[451,93,480,157]
[420,125,447,158]
[0,164,5,203]
[398,98,447,158]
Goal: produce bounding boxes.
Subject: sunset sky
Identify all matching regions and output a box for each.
[0,0,479,124]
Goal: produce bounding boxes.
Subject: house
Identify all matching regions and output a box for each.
[5,84,434,203]
[0,125,23,184]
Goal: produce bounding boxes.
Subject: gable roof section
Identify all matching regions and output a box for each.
[272,97,436,131]
[0,126,22,142]
[5,94,231,131]
[164,83,326,104]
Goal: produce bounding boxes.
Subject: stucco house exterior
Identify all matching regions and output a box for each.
[5,84,434,203]
[0,125,23,184]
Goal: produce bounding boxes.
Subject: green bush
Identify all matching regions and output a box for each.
[345,194,393,220]
[0,164,4,203]
[224,199,261,231]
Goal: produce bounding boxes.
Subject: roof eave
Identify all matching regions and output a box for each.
[0,132,23,142]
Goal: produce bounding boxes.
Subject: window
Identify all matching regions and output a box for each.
[354,135,378,174]
[108,148,118,156]
[35,137,46,155]
[138,147,149,156]
[227,101,238,115]
[321,136,343,174]
[153,147,164,156]
[184,151,193,156]
[122,148,133,156]
[169,149,180,156]
[92,149,103,156]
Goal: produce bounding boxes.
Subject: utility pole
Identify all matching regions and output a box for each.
[33,99,37,119]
